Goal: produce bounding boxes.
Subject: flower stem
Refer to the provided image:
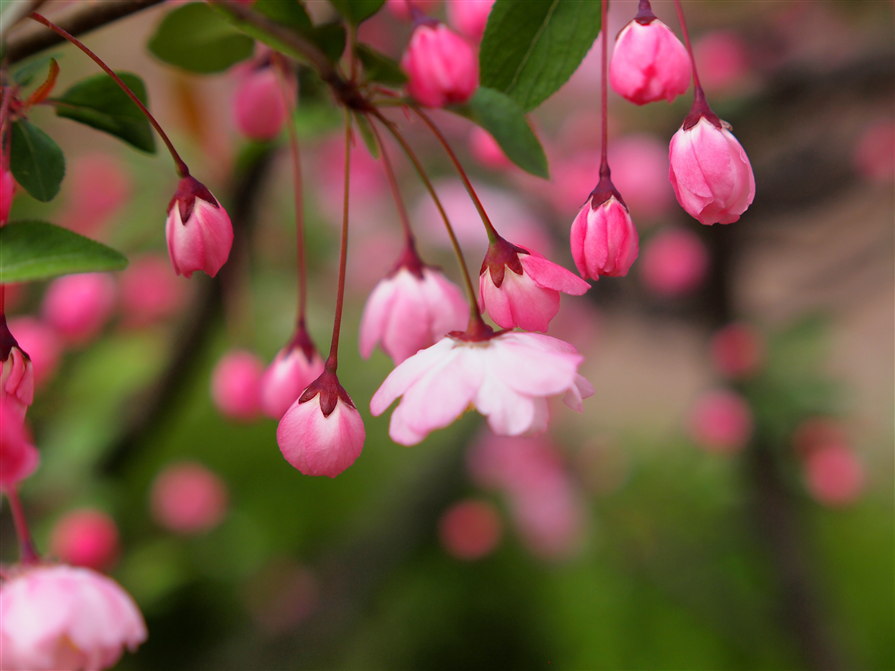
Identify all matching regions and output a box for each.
[366,117,415,246]
[7,488,38,564]
[326,113,353,372]
[28,12,190,177]
[672,0,704,96]
[599,0,610,178]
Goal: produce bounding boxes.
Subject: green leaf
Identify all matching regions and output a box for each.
[13,54,62,86]
[329,0,385,24]
[357,45,407,86]
[454,87,548,178]
[54,72,156,153]
[0,221,128,283]
[353,112,380,158]
[253,0,312,30]
[480,0,601,111]
[9,120,65,202]
[148,3,255,73]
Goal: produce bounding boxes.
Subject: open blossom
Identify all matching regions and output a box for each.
[0,402,39,490]
[370,329,593,446]
[261,327,325,419]
[277,370,365,477]
[0,564,146,670]
[232,63,292,141]
[360,250,467,364]
[166,176,233,278]
[569,178,639,280]
[1,316,34,417]
[669,114,755,225]
[480,237,590,332]
[402,22,478,108]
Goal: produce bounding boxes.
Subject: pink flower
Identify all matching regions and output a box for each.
[58,154,130,237]
[41,272,117,345]
[669,115,755,225]
[609,14,691,105]
[640,228,708,296]
[166,176,233,278]
[0,564,146,670]
[5,317,61,389]
[276,370,365,477]
[0,402,39,490]
[480,237,589,332]
[447,0,494,42]
[50,508,119,571]
[402,22,478,108]
[211,349,265,421]
[360,250,467,363]
[370,330,593,445]
[710,323,764,379]
[1,316,34,417]
[569,179,639,280]
[438,499,502,560]
[804,444,865,507]
[607,134,674,220]
[119,254,187,327]
[261,326,325,419]
[387,0,441,20]
[0,165,14,226]
[687,389,753,453]
[151,461,228,534]
[232,64,291,141]
[469,127,511,169]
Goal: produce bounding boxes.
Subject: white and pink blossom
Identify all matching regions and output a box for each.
[166,176,233,278]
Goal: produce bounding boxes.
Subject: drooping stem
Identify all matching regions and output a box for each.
[672,0,704,96]
[368,111,483,328]
[326,114,353,372]
[599,0,610,179]
[28,12,190,177]
[411,108,500,243]
[7,489,38,564]
[366,117,414,246]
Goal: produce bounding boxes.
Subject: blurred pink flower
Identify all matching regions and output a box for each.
[0,401,39,490]
[439,499,502,560]
[607,135,674,221]
[151,461,228,534]
[694,31,751,96]
[58,154,130,237]
[710,323,764,379]
[640,228,708,297]
[232,64,292,141]
[402,23,478,108]
[118,255,187,328]
[387,0,441,20]
[469,127,511,170]
[42,273,117,346]
[687,389,753,453]
[5,317,61,389]
[805,444,865,506]
[853,120,895,183]
[211,349,265,421]
[50,508,120,571]
[447,0,495,42]
[166,176,233,278]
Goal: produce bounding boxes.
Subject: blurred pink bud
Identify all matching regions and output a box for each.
[277,370,365,477]
[1,316,34,417]
[151,461,228,534]
[710,323,764,379]
[640,228,708,297]
[0,165,13,226]
[447,0,494,41]
[693,31,750,95]
[261,327,325,419]
[439,499,502,560]
[371,331,593,445]
[0,564,146,670]
[387,0,441,21]
[118,255,187,327]
[480,238,589,332]
[470,127,511,169]
[607,135,674,220]
[805,444,865,506]
[0,402,39,490]
[509,474,583,561]
[166,176,233,278]
[853,120,895,183]
[232,65,292,141]
[360,254,467,364]
[609,16,691,105]
[5,317,61,388]
[669,116,755,225]
[59,154,131,237]
[50,508,119,571]
[42,273,117,346]
[688,389,753,453]
[569,187,639,280]
[402,23,478,108]
[211,349,265,421]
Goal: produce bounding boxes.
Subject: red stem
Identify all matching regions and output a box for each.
[28,12,190,177]
[326,114,353,372]
[7,488,38,563]
[672,0,704,96]
[599,0,610,178]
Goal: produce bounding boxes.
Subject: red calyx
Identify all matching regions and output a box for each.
[298,368,354,417]
[480,235,526,288]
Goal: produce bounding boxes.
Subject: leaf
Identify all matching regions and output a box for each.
[253,0,312,30]
[0,221,128,283]
[328,0,385,24]
[9,120,66,202]
[148,3,255,73]
[13,54,62,87]
[54,72,156,153]
[454,87,548,178]
[352,112,380,158]
[357,45,407,86]
[480,0,601,111]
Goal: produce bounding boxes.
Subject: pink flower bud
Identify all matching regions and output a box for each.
[166,176,233,278]
[569,187,639,280]
[118,254,187,327]
[693,31,751,96]
[609,16,691,105]
[0,165,14,226]
[261,327,325,419]
[387,0,441,21]
[710,323,764,379]
[804,444,865,507]
[0,564,146,670]
[669,115,755,225]
[276,371,365,478]
[360,252,467,364]
[402,22,478,108]
[687,389,753,453]
[49,508,120,571]
[0,402,39,490]
[447,0,494,41]
[5,317,61,389]
[469,127,511,169]
[508,473,584,561]
[151,461,228,534]
[439,499,502,560]
[232,65,292,141]
[211,349,265,421]
[1,316,34,417]
[640,228,708,296]
[42,273,117,345]
[480,238,590,332]
[58,154,131,237]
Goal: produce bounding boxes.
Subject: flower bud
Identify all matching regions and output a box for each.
[447,0,494,42]
[0,315,34,417]
[0,402,39,490]
[232,64,292,141]
[5,317,61,389]
[609,16,691,105]
[166,176,233,278]
[669,115,755,225]
[0,165,14,226]
[640,228,708,296]
[151,461,228,534]
[211,349,265,421]
[687,389,753,453]
[42,272,117,345]
[569,182,639,280]
[804,444,865,507]
[261,327,325,419]
[402,22,478,108]
[439,499,502,560]
[49,508,120,571]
